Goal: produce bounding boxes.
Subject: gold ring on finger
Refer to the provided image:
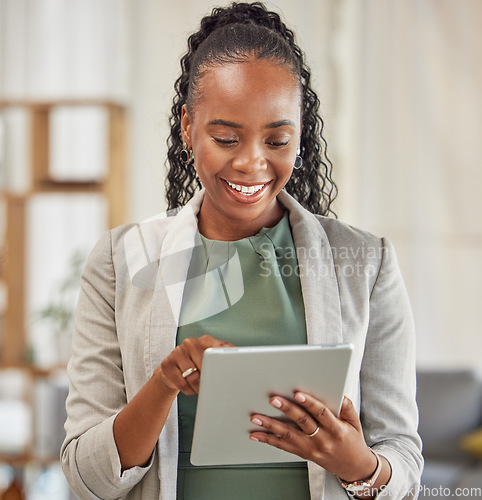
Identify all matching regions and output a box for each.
[304,426,320,438]
[182,367,198,378]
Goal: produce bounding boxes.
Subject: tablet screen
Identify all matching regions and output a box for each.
[190,343,353,466]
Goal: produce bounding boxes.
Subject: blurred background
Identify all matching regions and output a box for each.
[0,0,481,498]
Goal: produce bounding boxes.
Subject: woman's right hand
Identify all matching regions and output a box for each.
[114,334,233,471]
[156,335,234,396]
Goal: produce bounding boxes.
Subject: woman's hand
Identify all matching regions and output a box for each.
[155,334,234,396]
[249,394,379,484]
[114,334,233,471]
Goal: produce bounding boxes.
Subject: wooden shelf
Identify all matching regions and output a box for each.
[2,195,26,364]
[0,100,127,366]
[25,181,105,193]
[0,363,66,377]
[1,183,104,197]
[0,454,61,466]
[0,99,127,473]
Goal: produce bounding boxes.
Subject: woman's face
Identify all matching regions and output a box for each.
[181,58,302,240]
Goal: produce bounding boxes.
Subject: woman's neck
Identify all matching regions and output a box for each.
[197,200,285,241]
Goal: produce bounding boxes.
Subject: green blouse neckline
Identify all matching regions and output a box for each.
[198,211,290,245]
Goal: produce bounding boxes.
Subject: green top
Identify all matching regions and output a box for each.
[176,212,311,499]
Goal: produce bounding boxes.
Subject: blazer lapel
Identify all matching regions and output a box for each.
[278,190,343,346]
[149,190,205,373]
[144,191,205,499]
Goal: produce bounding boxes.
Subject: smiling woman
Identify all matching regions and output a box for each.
[181,57,301,240]
[61,3,423,500]
[167,12,337,219]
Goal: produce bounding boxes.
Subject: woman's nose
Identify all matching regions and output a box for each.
[231,144,267,175]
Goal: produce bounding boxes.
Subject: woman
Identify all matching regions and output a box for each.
[61,2,423,499]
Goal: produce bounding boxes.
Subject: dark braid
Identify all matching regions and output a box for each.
[166,1,337,216]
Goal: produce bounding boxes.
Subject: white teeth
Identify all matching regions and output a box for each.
[226,180,266,195]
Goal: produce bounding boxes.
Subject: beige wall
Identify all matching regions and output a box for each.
[331,1,482,371]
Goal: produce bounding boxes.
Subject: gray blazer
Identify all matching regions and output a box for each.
[61,190,423,499]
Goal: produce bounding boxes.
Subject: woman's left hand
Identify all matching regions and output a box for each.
[249,393,377,483]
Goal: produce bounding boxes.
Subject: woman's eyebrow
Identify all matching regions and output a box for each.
[207,118,296,129]
[265,119,296,129]
[207,119,242,128]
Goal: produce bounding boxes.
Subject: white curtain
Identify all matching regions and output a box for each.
[0,0,129,99]
[331,0,482,371]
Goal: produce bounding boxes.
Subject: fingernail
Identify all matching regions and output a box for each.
[294,392,306,403]
[249,435,259,441]
[251,417,263,426]
[271,398,282,408]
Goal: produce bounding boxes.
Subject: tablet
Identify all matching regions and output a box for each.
[190,343,353,466]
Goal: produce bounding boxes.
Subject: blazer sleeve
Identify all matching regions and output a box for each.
[360,237,423,498]
[61,231,154,500]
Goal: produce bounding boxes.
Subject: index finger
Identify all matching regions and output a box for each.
[186,335,235,370]
[293,392,339,432]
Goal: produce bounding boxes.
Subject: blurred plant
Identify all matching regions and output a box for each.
[34,250,86,339]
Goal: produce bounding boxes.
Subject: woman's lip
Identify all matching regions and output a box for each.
[223,179,271,188]
[223,179,271,187]
[222,179,272,204]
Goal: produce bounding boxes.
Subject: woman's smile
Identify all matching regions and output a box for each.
[222,179,272,203]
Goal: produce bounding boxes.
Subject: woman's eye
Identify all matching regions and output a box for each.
[267,141,289,147]
[213,137,237,145]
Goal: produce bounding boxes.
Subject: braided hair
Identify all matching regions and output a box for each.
[166,1,337,216]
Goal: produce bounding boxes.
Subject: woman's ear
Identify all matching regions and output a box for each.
[180,104,192,147]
